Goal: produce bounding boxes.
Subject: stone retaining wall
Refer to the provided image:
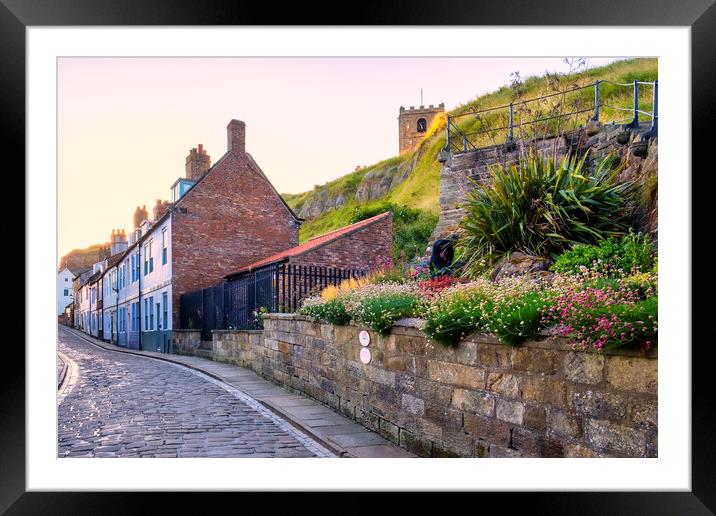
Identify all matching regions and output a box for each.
[245,314,657,458]
[432,123,658,242]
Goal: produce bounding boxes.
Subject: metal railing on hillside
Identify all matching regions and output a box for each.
[445,79,658,155]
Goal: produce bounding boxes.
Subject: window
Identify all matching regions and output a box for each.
[149,241,154,273]
[144,241,154,275]
[144,299,149,330]
[65,277,68,282]
[63,289,68,296]
[417,118,427,132]
[131,255,136,282]
[149,296,154,330]
[135,252,140,281]
[131,302,139,332]
[162,228,167,265]
[163,292,168,330]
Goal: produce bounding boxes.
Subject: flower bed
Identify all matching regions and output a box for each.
[299,263,657,353]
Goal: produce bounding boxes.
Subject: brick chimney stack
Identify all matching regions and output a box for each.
[227,119,246,155]
[133,205,149,229]
[185,143,211,180]
[110,228,128,255]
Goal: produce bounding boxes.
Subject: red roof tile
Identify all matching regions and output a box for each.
[226,211,391,277]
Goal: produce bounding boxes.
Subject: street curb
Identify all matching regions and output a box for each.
[57,354,68,390]
[63,327,352,458]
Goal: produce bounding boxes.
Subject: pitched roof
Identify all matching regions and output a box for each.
[67,265,92,277]
[174,150,302,223]
[106,252,126,269]
[225,211,391,278]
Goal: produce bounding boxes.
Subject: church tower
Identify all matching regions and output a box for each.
[398,102,445,154]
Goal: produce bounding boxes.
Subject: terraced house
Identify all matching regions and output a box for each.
[81,119,301,352]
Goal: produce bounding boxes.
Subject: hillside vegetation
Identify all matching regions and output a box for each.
[283,58,658,262]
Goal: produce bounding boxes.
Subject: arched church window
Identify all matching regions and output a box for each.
[417,118,427,132]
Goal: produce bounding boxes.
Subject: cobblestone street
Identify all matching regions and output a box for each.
[57,327,331,458]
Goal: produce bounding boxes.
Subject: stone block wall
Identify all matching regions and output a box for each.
[211,330,264,367]
[247,314,657,458]
[172,329,201,355]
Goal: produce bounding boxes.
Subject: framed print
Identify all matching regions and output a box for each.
[6,0,713,512]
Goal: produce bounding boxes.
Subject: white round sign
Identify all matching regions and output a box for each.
[359,330,371,347]
[359,347,372,364]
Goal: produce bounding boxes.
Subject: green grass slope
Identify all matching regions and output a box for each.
[284,58,658,260]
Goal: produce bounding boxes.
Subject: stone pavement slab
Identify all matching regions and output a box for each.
[65,327,415,458]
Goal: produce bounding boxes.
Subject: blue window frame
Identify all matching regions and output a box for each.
[162,228,168,265]
[162,292,168,329]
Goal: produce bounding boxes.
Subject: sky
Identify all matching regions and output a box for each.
[58,57,621,258]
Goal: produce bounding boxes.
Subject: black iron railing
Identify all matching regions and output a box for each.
[180,263,367,337]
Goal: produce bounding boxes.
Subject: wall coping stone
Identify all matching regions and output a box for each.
[212,329,264,334]
[173,329,201,333]
[262,313,657,358]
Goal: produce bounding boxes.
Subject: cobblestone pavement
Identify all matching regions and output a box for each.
[58,327,332,458]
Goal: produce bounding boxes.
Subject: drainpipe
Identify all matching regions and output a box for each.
[138,243,143,351]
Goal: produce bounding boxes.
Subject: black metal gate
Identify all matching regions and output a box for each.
[180,262,367,335]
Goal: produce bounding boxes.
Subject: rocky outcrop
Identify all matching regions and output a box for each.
[491,252,553,284]
[297,151,419,219]
[354,155,416,203]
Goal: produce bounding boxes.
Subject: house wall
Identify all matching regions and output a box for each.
[138,217,173,352]
[57,268,74,315]
[226,315,657,458]
[116,246,140,349]
[288,213,393,271]
[171,124,300,327]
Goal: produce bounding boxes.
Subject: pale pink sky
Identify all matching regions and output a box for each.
[58,57,620,258]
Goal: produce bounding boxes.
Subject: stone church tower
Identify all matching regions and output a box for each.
[398,103,445,154]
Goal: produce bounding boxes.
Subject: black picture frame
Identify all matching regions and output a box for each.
[5,0,711,512]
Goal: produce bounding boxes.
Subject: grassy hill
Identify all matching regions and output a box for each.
[283,58,658,261]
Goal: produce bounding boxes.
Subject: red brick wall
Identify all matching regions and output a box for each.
[171,150,299,326]
[289,213,393,271]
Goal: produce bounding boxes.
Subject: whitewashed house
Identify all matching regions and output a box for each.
[57,267,75,315]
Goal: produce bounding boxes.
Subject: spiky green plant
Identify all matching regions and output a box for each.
[458,151,634,277]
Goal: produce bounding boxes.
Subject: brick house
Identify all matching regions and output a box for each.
[74,119,302,352]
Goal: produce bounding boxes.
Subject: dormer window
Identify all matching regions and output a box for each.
[417,118,427,132]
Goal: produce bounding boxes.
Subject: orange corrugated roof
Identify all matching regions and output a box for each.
[226,211,391,277]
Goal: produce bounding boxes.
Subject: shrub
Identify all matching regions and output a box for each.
[551,231,656,276]
[408,256,432,281]
[417,275,466,301]
[351,201,438,264]
[423,284,495,346]
[485,291,552,346]
[543,285,657,352]
[299,297,351,325]
[459,151,634,276]
[351,292,422,334]
[368,264,409,284]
